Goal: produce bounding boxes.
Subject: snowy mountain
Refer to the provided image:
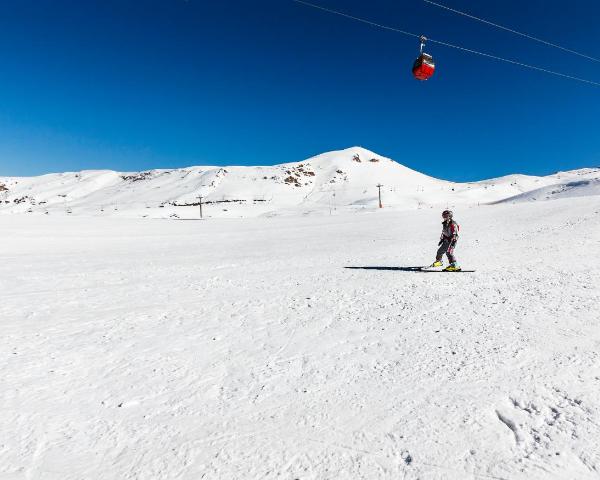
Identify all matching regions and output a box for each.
[3,149,600,478]
[493,177,600,203]
[1,147,599,218]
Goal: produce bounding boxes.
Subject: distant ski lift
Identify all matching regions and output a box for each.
[412,35,435,81]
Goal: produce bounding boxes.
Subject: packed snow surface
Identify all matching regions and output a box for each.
[2,195,600,479]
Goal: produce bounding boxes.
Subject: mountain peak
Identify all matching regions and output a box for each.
[1,148,598,219]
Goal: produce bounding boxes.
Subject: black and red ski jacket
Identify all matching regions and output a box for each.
[440,220,459,244]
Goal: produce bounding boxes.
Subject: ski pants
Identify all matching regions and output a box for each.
[436,238,457,264]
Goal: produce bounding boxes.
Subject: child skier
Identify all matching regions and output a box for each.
[432,210,461,271]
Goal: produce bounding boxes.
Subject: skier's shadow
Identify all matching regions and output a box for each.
[345,266,431,272]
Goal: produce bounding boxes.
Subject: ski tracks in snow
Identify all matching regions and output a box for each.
[1,197,599,479]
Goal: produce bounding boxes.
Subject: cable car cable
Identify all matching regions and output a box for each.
[429,38,600,86]
[292,0,600,87]
[292,0,421,38]
[423,0,600,63]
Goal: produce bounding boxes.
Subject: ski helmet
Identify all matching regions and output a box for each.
[442,210,453,219]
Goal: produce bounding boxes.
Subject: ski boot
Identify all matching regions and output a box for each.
[431,261,443,268]
[443,263,461,272]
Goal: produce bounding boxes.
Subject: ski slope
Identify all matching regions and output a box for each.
[1,195,600,479]
[1,147,599,218]
[494,178,600,204]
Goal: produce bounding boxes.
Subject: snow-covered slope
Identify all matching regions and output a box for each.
[493,178,600,203]
[1,147,599,218]
[2,196,600,479]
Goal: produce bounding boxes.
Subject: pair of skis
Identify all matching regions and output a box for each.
[420,263,475,273]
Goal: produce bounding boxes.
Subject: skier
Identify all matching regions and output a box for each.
[431,210,461,271]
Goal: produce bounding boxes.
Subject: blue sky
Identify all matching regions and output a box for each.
[0,0,598,181]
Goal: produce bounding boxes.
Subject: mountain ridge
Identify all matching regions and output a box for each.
[1,147,599,218]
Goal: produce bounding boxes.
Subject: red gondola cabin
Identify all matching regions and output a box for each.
[412,53,435,81]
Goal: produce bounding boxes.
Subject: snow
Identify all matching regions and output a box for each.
[2,193,600,479]
[494,178,600,203]
[2,147,599,219]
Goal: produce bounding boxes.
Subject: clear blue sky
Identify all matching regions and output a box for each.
[0,0,598,181]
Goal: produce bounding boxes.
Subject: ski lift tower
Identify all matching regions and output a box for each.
[376,184,383,208]
[196,195,203,219]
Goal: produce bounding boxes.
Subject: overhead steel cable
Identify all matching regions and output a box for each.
[292,0,600,87]
[429,38,600,87]
[292,0,421,38]
[423,0,600,63]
